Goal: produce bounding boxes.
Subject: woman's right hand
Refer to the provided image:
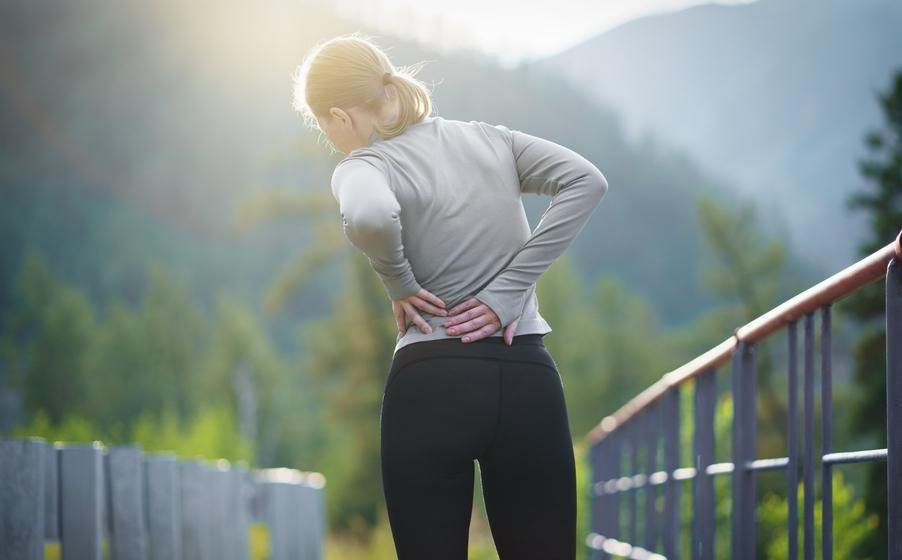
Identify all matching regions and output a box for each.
[441,297,522,346]
[392,288,448,335]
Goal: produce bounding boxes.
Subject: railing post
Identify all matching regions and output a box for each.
[209,462,231,560]
[180,460,214,560]
[257,469,320,560]
[803,312,815,560]
[59,442,104,560]
[145,453,181,560]
[644,403,659,552]
[610,430,622,546]
[228,465,252,560]
[107,444,148,560]
[821,305,833,560]
[597,437,610,559]
[0,438,46,560]
[664,388,680,559]
[693,370,716,560]
[589,442,603,559]
[628,419,639,547]
[887,258,902,560]
[731,341,757,560]
[45,443,60,544]
[787,320,799,560]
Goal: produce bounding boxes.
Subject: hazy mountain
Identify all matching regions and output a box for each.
[532,0,902,271]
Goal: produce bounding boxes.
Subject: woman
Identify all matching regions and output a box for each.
[294,33,609,559]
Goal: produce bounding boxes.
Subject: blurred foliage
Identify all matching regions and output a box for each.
[1,251,317,469]
[842,68,902,560]
[759,471,877,560]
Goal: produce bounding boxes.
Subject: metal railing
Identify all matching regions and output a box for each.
[583,229,902,560]
[0,438,327,560]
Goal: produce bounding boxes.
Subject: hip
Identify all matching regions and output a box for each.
[385,333,557,393]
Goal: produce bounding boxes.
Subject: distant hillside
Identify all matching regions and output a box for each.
[533,0,902,271]
[0,0,819,337]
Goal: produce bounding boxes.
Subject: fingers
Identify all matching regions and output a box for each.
[457,322,500,343]
[394,304,407,335]
[417,288,446,310]
[402,301,433,334]
[447,297,480,317]
[443,310,499,342]
[410,295,448,317]
[442,301,486,328]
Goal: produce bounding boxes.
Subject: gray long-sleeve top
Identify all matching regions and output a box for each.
[330,115,609,355]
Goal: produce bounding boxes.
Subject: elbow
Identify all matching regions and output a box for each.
[584,164,609,202]
[343,209,397,238]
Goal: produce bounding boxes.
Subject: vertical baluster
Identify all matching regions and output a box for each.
[229,465,251,560]
[59,442,104,560]
[887,258,901,560]
[611,431,622,544]
[600,437,611,558]
[787,320,799,560]
[0,438,46,560]
[744,342,758,559]
[106,445,148,560]
[180,460,213,560]
[590,442,603,559]
[209,462,230,560]
[314,476,327,560]
[45,444,60,545]
[731,342,758,559]
[145,453,181,560]
[644,403,659,552]
[821,305,833,560]
[693,370,716,560]
[803,312,815,560]
[629,419,639,547]
[730,344,744,559]
[664,388,680,559]
[595,439,609,560]
[598,440,611,560]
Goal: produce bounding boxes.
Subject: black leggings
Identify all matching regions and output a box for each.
[380,333,576,559]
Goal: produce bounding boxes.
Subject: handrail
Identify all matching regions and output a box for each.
[585,229,902,446]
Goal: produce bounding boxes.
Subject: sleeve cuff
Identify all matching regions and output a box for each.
[473,286,528,328]
[381,269,422,301]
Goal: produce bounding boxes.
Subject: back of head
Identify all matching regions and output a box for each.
[293,32,434,143]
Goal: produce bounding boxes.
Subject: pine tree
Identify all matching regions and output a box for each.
[842,68,902,560]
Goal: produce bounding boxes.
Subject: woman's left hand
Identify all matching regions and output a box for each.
[392,288,448,335]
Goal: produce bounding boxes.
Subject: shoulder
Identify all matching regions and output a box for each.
[334,146,389,176]
[466,120,514,147]
[330,149,392,202]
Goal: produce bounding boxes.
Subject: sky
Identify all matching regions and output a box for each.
[332,0,757,68]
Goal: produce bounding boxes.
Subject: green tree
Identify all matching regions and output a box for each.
[82,263,209,433]
[233,185,345,317]
[538,255,670,436]
[696,194,788,459]
[300,254,398,536]
[758,471,877,560]
[842,68,902,560]
[0,251,96,423]
[195,293,319,469]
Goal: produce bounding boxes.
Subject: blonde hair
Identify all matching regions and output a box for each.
[293,32,435,144]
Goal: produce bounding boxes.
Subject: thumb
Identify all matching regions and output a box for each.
[503,319,520,346]
[394,305,406,335]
